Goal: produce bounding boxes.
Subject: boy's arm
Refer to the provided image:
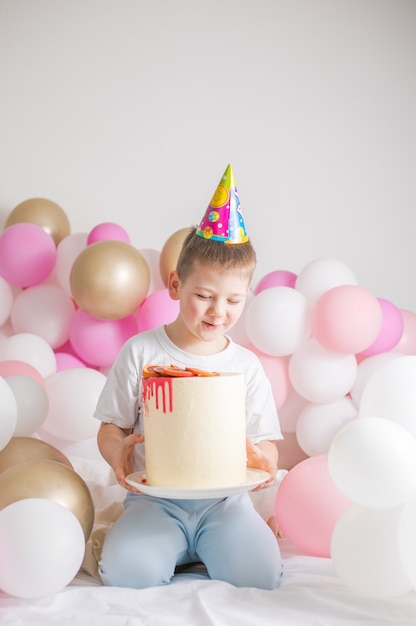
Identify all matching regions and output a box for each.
[97,422,144,492]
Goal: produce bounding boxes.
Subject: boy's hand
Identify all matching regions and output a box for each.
[246,438,278,491]
[112,432,144,492]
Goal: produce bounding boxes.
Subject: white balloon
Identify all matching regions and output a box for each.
[10,284,75,349]
[138,248,165,294]
[245,287,310,356]
[289,338,357,403]
[328,416,416,508]
[0,377,18,450]
[54,232,88,296]
[42,368,106,441]
[360,389,416,437]
[350,351,402,408]
[6,375,49,436]
[0,498,85,599]
[0,276,14,326]
[295,257,358,305]
[360,355,416,415]
[0,332,57,379]
[296,397,358,456]
[331,503,412,598]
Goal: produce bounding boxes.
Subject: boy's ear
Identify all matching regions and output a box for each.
[167,270,181,300]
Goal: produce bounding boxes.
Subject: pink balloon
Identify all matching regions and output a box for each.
[0,223,57,287]
[359,298,404,357]
[87,223,130,245]
[0,359,45,387]
[275,454,351,557]
[137,288,179,332]
[254,351,290,410]
[254,270,297,295]
[55,352,87,372]
[394,309,416,355]
[311,285,383,354]
[69,309,138,367]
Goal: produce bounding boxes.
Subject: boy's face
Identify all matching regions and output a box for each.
[168,261,251,350]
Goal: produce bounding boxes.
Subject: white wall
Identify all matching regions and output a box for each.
[0,0,415,310]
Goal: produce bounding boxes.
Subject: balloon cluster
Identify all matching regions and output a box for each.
[0,197,416,599]
[241,263,416,599]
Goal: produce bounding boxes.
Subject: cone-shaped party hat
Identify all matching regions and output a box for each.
[196,164,248,244]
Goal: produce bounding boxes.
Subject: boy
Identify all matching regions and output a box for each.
[94,165,283,589]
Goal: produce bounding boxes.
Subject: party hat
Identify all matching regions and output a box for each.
[196,164,248,244]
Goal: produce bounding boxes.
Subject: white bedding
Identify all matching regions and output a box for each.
[1,457,415,626]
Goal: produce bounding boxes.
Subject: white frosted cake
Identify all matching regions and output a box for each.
[142,367,247,489]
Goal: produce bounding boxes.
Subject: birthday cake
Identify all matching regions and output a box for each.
[142,365,247,489]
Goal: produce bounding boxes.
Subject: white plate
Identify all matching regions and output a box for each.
[125,468,270,499]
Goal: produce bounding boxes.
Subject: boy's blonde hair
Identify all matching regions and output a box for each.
[176,226,257,283]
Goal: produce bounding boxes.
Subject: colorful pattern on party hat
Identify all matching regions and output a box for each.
[196,164,249,244]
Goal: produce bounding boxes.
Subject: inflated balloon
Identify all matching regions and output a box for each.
[295,257,358,304]
[328,416,416,508]
[254,351,290,410]
[5,197,70,246]
[0,436,72,474]
[69,309,138,367]
[159,227,190,286]
[311,285,383,354]
[138,248,165,294]
[296,397,358,456]
[137,288,179,332]
[289,337,357,403]
[245,286,310,356]
[87,222,130,245]
[359,298,404,356]
[359,355,416,416]
[6,375,49,436]
[54,232,88,296]
[0,498,85,599]
[0,359,46,386]
[0,332,57,379]
[360,390,416,437]
[0,223,57,287]
[10,284,75,349]
[42,368,106,441]
[0,459,94,540]
[254,269,297,294]
[395,309,416,355]
[275,454,350,557]
[55,351,87,371]
[0,378,18,451]
[70,240,150,319]
[331,503,412,598]
[349,352,402,408]
[0,275,14,326]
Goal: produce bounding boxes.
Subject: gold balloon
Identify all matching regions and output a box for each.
[159,227,191,286]
[70,240,151,320]
[5,197,71,246]
[0,459,95,540]
[0,436,73,474]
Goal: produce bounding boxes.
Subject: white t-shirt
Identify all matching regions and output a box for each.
[94,326,282,472]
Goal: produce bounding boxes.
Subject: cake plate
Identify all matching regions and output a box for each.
[125,468,270,499]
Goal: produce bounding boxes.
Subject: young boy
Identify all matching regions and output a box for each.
[94,165,283,590]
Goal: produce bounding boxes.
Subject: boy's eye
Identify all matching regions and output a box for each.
[196,293,210,300]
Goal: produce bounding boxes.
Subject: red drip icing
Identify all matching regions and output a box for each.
[142,377,173,414]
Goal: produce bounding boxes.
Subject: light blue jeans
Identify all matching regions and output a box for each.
[99,492,283,590]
